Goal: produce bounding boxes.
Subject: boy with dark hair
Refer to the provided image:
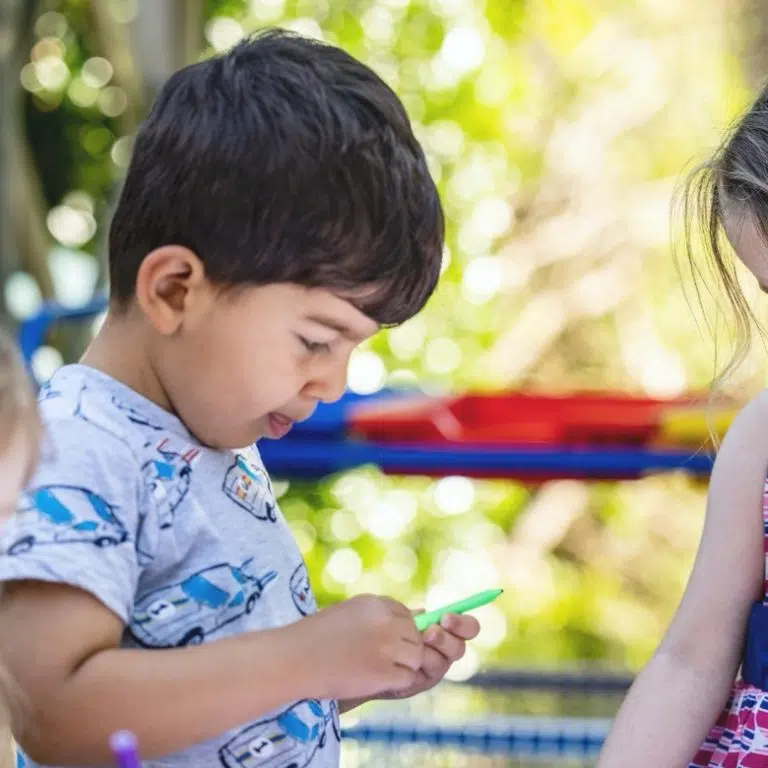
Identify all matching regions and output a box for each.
[0,29,479,768]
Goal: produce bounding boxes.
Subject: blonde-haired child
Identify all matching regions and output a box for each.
[0,328,38,768]
[0,330,38,521]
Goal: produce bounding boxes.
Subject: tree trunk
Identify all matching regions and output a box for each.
[88,0,204,293]
[3,0,55,309]
[131,0,204,100]
[85,0,143,135]
[0,0,25,322]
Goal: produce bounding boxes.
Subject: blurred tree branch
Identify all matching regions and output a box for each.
[0,0,20,321]
[85,0,204,291]
[132,0,204,99]
[10,128,54,300]
[84,0,145,290]
[3,0,54,306]
[85,0,144,135]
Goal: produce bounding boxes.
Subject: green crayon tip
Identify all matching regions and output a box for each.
[414,588,503,632]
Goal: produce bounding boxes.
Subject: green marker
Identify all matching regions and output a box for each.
[414,588,503,631]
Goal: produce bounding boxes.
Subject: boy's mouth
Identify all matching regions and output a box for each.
[267,412,294,438]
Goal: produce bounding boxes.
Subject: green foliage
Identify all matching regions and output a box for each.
[23,2,123,233]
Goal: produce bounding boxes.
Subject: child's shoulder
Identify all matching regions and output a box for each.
[727,389,768,434]
[37,365,169,462]
[710,389,768,482]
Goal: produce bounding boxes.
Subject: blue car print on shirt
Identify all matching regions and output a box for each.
[130,561,278,647]
[74,383,136,441]
[218,699,340,768]
[142,437,201,529]
[6,486,128,556]
[222,450,276,523]
[289,562,316,617]
[37,381,62,402]
[111,398,164,431]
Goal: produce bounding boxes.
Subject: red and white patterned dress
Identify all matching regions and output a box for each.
[688,480,768,767]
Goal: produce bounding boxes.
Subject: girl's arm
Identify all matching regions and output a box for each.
[597,392,768,767]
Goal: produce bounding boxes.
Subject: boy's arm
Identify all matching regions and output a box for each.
[1,581,312,765]
[597,393,768,767]
[0,581,423,766]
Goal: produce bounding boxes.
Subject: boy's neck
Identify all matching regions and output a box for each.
[80,311,173,414]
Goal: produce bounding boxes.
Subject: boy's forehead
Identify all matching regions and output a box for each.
[303,285,381,334]
[227,282,381,339]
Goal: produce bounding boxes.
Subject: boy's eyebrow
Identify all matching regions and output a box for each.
[305,313,368,342]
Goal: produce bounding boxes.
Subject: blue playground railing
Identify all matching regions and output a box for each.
[257,436,713,480]
[341,715,610,762]
[338,668,629,765]
[17,296,108,365]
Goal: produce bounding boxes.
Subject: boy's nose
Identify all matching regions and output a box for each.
[304,361,348,405]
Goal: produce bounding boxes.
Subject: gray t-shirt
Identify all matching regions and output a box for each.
[0,364,341,768]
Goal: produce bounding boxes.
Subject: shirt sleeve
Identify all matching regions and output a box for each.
[0,416,156,624]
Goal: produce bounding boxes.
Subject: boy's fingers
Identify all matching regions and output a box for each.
[439,613,481,639]
[421,650,451,681]
[424,625,466,662]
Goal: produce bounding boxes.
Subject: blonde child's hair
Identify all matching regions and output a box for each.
[0,330,38,456]
[0,329,38,768]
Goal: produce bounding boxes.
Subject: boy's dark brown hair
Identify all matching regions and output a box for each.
[108,28,444,326]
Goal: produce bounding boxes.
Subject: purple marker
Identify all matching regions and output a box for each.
[109,730,142,768]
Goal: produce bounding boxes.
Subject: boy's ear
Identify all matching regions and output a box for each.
[134,245,209,335]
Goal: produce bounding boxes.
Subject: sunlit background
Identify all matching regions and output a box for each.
[2,0,767,764]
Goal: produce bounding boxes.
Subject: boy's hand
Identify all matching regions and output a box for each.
[296,594,425,702]
[376,612,481,700]
[337,611,481,713]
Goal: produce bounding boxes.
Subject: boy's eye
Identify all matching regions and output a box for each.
[297,336,332,355]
